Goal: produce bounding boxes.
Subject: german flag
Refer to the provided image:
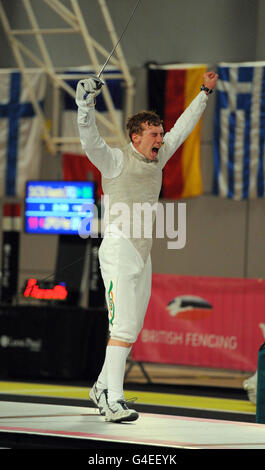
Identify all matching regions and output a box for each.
[148,64,207,199]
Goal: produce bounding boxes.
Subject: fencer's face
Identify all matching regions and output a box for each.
[132,122,164,160]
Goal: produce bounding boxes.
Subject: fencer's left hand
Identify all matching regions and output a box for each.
[203,71,218,91]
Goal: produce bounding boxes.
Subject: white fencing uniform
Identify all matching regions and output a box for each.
[77,91,208,343]
[99,236,151,343]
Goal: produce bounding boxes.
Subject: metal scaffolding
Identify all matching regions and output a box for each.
[0,0,135,155]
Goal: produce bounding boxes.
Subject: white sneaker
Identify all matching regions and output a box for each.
[243,372,257,404]
[89,383,108,416]
[105,399,139,423]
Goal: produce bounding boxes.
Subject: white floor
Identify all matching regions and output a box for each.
[0,401,264,449]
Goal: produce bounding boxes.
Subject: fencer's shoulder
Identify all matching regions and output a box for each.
[121,143,133,158]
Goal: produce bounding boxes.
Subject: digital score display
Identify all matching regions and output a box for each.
[25,181,95,235]
[23,278,68,300]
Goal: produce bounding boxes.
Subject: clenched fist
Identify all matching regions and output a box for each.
[203,71,218,91]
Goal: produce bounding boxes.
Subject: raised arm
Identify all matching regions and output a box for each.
[159,71,218,168]
[76,77,124,178]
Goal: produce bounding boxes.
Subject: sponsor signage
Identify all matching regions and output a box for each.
[132,274,265,371]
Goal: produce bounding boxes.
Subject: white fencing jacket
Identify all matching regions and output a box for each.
[77,91,208,263]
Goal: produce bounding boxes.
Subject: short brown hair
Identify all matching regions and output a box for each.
[126,110,163,141]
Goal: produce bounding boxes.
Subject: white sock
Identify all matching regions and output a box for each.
[106,345,131,405]
[96,356,108,391]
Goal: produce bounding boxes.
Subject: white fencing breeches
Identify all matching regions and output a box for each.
[98,236,152,344]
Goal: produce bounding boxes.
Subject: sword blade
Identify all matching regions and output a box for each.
[97,0,141,78]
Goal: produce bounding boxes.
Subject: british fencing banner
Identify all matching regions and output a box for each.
[0,70,47,197]
[132,273,265,371]
[213,62,265,200]
[147,63,207,199]
[62,68,124,200]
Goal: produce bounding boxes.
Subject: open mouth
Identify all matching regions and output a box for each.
[151,147,159,157]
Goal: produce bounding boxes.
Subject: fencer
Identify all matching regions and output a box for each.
[75,70,218,423]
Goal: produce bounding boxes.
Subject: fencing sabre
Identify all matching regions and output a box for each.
[91,0,141,89]
[97,0,141,78]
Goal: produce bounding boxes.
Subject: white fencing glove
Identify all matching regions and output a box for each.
[75,76,104,108]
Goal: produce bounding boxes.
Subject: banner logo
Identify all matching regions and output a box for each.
[166,295,213,320]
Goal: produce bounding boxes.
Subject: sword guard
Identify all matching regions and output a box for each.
[92,75,105,90]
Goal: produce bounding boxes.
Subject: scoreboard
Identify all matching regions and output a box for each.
[24,181,95,235]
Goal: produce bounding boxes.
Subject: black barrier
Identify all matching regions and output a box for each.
[55,235,88,306]
[0,305,108,380]
[1,203,21,304]
[256,342,265,423]
[88,236,106,309]
[1,232,20,304]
